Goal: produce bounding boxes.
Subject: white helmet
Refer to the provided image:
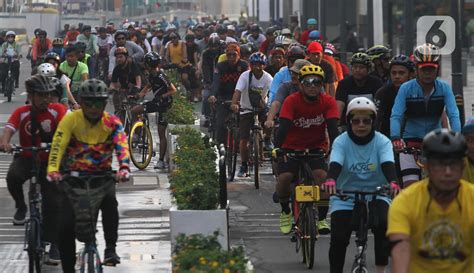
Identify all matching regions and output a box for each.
[6,31,15,37]
[37,63,56,77]
[346,97,377,118]
[166,24,176,31]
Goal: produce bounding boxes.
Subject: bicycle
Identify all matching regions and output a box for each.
[398,146,426,184]
[3,144,51,273]
[332,185,391,273]
[96,56,109,83]
[2,53,17,102]
[62,171,120,273]
[240,107,265,189]
[277,149,325,269]
[224,103,239,182]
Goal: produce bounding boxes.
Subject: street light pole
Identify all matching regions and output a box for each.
[404,0,414,54]
[451,0,465,125]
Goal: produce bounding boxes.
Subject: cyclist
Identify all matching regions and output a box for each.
[200,36,222,126]
[461,117,474,183]
[321,97,399,273]
[299,18,320,45]
[32,30,52,67]
[44,52,79,107]
[388,128,474,273]
[76,25,99,78]
[208,43,249,145]
[47,79,130,272]
[0,31,21,90]
[366,45,391,83]
[110,46,142,123]
[323,43,344,82]
[96,27,113,79]
[108,30,145,81]
[76,41,95,77]
[64,25,80,45]
[217,24,237,44]
[374,55,415,138]
[246,24,266,48]
[231,52,273,177]
[135,51,176,169]
[184,33,201,102]
[264,47,285,77]
[274,64,339,235]
[49,38,66,61]
[306,41,337,96]
[336,52,383,132]
[259,27,276,56]
[59,45,89,98]
[151,26,165,53]
[27,28,41,69]
[390,43,461,187]
[37,61,77,108]
[0,75,67,263]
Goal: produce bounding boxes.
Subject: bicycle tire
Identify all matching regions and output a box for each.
[27,220,42,273]
[302,205,316,269]
[6,77,13,102]
[226,129,236,181]
[253,132,260,189]
[129,121,153,169]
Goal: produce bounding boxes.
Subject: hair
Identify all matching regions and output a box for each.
[65,45,77,55]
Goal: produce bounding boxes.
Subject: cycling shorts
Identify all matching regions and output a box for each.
[399,140,422,184]
[278,156,327,175]
[239,112,265,140]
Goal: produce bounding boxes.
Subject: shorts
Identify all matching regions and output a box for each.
[399,140,422,184]
[143,101,169,126]
[278,156,327,175]
[239,112,265,140]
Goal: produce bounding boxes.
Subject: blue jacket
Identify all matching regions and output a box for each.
[390,78,460,140]
[268,66,291,105]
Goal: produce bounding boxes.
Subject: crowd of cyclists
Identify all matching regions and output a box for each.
[0,15,472,273]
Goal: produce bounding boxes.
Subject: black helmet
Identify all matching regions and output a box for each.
[366,45,391,60]
[208,36,221,47]
[25,75,57,94]
[240,43,253,56]
[44,52,61,63]
[82,25,92,31]
[34,28,42,36]
[287,45,306,60]
[114,30,128,39]
[351,52,371,66]
[144,51,162,68]
[422,128,467,159]
[390,54,415,72]
[79,79,108,99]
[216,24,226,34]
[75,41,87,51]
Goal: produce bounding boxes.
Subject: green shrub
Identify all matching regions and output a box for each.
[165,94,195,125]
[169,127,219,210]
[172,232,249,273]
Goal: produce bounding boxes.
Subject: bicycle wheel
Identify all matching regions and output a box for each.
[6,77,14,102]
[129,121,153,169]
[252,132,260,189]
[302,205,316,269]
[226,129,236,181]
[27,220,42,273]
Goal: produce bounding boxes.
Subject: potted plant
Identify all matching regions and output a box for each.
[169,127,230,250]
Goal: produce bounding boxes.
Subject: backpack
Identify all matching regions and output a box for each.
[247,72,266,110]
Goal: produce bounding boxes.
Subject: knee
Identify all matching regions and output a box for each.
[313,169,327,183]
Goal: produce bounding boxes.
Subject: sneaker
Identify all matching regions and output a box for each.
[12,206,27,225]
[45,243,61,265]
[103,247,121,266]
[263,139,274,151]
[237,165,248,177]
[280,211,292,234]
[317,219,331,235]
[154,160,168,169]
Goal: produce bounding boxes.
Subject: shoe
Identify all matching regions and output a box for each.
[280,211,292,234]
[272,192,279,203]
[237,165,248,177]
[263,139,274,151]
[154,160,168,169]
[45,243,61,265]
[202,118,210,128]
[317,219,331,235]
[193,97,200,103]
[103,247,121,266]
[12,206,27,225]
[15,83,19,88]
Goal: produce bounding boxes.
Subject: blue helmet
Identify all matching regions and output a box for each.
[307,18,317,25]
[309,30,320,40]
[249,52,267,65]
[462,117,474,135]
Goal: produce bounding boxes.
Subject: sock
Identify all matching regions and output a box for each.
[280,202,291,214]
[318,205,329,220]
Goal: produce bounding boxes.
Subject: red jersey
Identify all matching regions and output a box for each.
[6,103,67,161]
[279,92,338,150]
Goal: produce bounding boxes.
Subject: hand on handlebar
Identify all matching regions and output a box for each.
[116,169,130,182]
[47,171,62,184]
[265,119,274,128]
[208,95,217,104]
[392,139,406,151]
[230,103,239,113]
[321,179,336,195]
[390,182,401,197]
[0,142,13,153]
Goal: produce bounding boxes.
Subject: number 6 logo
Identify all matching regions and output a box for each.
[417,16,455,54]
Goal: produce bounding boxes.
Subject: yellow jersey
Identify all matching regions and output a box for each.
[387,179,474,273]
[462,157,474,183]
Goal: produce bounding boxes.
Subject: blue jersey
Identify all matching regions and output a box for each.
[268,66,291,105]
[329,132,394,212]
[390,78,460,140]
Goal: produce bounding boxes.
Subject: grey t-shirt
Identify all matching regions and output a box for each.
[274,82,299,104]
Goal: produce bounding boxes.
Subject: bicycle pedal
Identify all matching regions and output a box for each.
[290,234,297,242]
[152,151,156,157]
[103,262,118,267]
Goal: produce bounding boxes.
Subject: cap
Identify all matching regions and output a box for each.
[289,59,312,74]
[227,25,235,32]
[281,28,291,35]
[307,41,323,54]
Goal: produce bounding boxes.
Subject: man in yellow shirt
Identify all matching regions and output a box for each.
[462,117,474,183]
[387,128,474,273]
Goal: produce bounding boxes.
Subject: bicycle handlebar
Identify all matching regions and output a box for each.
[1,143,51,153]
[275,149,326,159]
[331,185,391,201]
[398,146,422,155]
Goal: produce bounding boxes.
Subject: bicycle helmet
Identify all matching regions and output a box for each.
[39,30,47,37]
[346,97,377,119]
[324,43,336,55]
[144,51,162,68]
[37,63,56,77]
[250,24,260,32]
[274,35,291,47]
[216,24,226,34]
[249,52,267,65]
[350,52,371,66]
[114,46,128,57]
[5,31,15,37]
[413,43,440,65]
[240,43,253,56]
[389,54,415,72]
[208,36,221,47]
[34,28,42,36]
[75,41,87,52]
[287,45,306,59]
[308,30,320,40]
[45,52,61,63]
[25,75,57,94]
[422,128,466,159]
[114,30,128,39]
[307,18,317,25]
[366,45,391,60]
[82,25,92,32]
[462,117,474,135]
[281,28,291,36]
[299,64,325,80]
[52,37,64,46]
[79,79,109,99]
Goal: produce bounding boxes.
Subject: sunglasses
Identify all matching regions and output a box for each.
[82,99,107,108]
[350,118,372,125]
[7,35,14,38]
[301,78,323,87]
[226,52,237,57]
[116,36,126,40]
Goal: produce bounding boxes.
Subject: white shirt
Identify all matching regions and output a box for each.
[235,70,273,114]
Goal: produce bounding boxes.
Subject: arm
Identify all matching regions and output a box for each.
[162,83,177,98]
[201,53,212,85]
[274,118,292,148]
[326,118,339,145]
[181,42,188,63]
[108,47,115,77]
[326,82,336,97]
[389,234,410,273]
[231,90,241,112]
[0,127,15,151]
[81,71,89,81]
[268,71,283,104]
[93,36,99,55]
[390,86,408,139]
[111,120,130,171]
[47,115,74,174]
[135,75,141,89]
[129,41,145,63]
[443,84,461,132]
[32,41,38,61]
[266,101,281,125]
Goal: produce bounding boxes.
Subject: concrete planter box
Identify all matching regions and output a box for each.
[170,204,229,251]
[166,119,202,171]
